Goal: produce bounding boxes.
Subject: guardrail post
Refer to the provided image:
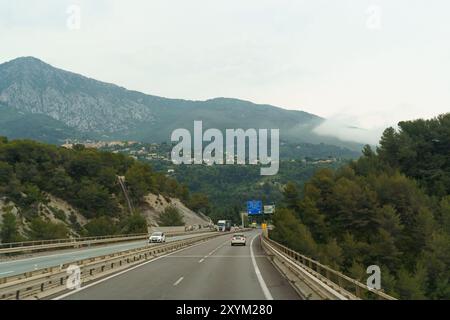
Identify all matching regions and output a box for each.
[338,277,344,288]
[355,284,362,298]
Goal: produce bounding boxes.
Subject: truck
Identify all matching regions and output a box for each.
[217,220,232,232]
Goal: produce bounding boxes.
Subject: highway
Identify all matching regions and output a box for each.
[54,230,299,300]
[0,233,211,277]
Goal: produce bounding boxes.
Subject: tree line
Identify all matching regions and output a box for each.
[271,113,450,299]
[0,138,204,241]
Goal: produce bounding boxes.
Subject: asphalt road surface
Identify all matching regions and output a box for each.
[54,230,299,300]
[0,233,210,277]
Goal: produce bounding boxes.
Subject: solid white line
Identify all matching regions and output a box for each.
[52,236,224,300]
[250,234,273,300]
[173,276,184,286]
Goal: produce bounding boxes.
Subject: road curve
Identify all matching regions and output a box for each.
[0,233,211,277]
[54,230,299,300]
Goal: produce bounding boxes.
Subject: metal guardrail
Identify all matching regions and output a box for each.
[261,234,396,300]
[0,233,146,250]
[0,231,228,300]
[0,229,215,255]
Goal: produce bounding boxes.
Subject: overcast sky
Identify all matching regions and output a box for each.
[1,0,449,143]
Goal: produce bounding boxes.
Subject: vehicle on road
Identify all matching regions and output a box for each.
[217,219,232,232]
[231,234,246,246]
[149,232,166,243]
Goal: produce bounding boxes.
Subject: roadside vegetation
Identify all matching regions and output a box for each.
[157,206,185,226]
[0,139,200,240]
[271,113,450,299]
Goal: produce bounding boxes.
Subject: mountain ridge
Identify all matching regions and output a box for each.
[0,56,361,151]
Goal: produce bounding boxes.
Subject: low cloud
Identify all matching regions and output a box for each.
[313,114,393,145]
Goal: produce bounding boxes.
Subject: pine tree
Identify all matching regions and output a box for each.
[0,210,19,243]
[283,182,300,212]
[377,127,400,168]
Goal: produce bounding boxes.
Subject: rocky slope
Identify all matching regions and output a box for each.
[0,56,361,150]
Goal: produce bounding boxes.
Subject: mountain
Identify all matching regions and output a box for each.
[0,57,361,152]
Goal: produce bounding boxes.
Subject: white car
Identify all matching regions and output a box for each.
[231,234,246,246]
[149,232,166,243]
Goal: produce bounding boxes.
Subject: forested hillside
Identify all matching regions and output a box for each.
[166,160,347,224]
[271,113,450,299]
[0,138,201,242]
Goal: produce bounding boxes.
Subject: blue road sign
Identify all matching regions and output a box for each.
[247,200,262,215]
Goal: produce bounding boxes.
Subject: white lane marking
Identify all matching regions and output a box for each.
[198,239,229,264]
[52,235,228,300]
[0,271,14,275]
[173,255,266,258]
[208,240,228,256]
[173,277,184,286]
[250,234,273,300]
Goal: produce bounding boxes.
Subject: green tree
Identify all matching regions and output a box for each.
[84,216,117,236]
[188,193,210,214]
[0,161,13,185]
[422,232,450,299]
[377,127,400,168]
[28,217,69,240]
[76,179,116,218]
[348,260,365,282]
[125,162,155,203]
[157,206,184,226]
[119,213,148,234]
[298,197,328,243]
[319,238,343,270]
[395,263,427,300]
[438,196,450,234]
[0,210,19,243]
[283,182,300,211]
[271,208,318,258]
